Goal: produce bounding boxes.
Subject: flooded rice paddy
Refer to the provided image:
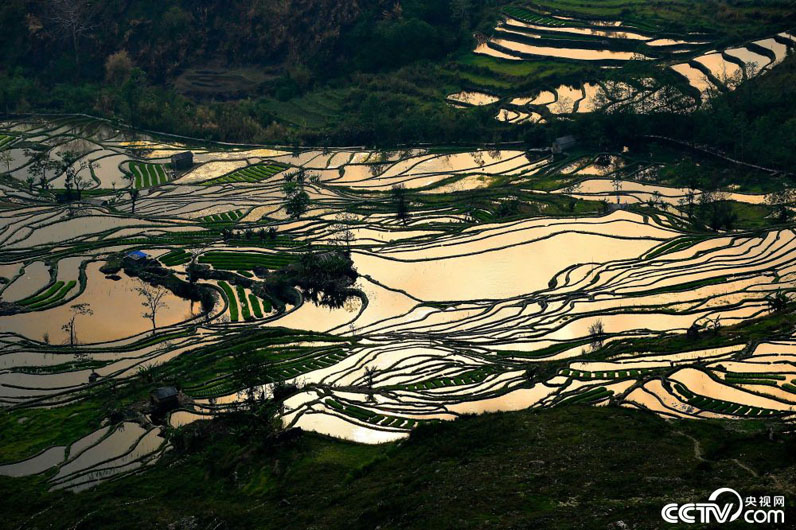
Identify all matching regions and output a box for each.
[459,14,795,123]
[2,117,796,488]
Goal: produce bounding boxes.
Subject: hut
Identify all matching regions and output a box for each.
[150,386,180,412]
[127,250,148,261]
[552,135,577,154]
[171,151,193,170]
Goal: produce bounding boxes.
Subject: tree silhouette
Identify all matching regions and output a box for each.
[134,281,169,334]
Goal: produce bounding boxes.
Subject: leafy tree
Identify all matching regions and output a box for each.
[122,68,147,126]
[391,184,410,225]
[589,319,605,352]
[290,250,358,308]
[765,290,790,313]
[283,179,310,219]
[765,189,795,223]
[231,347,271,406]
[105,50,133,86]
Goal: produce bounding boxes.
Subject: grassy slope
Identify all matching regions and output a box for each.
[2,405,795,529]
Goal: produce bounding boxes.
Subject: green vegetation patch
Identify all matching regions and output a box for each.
[389,366,500,391]
[17,280,77,309]
[198,251,296,271]
[558,386,614,405]
[675,383,779,417]
[236,285,252,321]
[159,249,191,266]
[724,372,786,386]
[0,134,16,150]
[249,294,264,318]
[561,368,650,379]
[326,398,418,429]
[503,6,572,27]
[200,163,287,186]
[1,406,793,529]
[218,281,239,322]
[130,162,170,189]
[200,210,244,226]
[0,400,100,464]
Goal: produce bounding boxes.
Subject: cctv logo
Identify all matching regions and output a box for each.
[662,488,785,524]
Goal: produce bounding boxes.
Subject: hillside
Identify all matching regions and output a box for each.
[2,406,795,529]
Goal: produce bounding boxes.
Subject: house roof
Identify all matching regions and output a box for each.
[127,250,148,260]
[171,151,193,160]
[151,387,178,401]
[554,135,577,147]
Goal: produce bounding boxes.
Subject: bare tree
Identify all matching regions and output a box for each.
[364,366,377,403]
[62,303,93,352]
[128,188,139,214]
[72,159,99,199]
[611,174,623,204]
[333,212,357,253]
[47,0,97,67]
[134,281,169,334]
[0,150,12,172]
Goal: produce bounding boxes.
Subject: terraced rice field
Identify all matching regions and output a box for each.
[198,251,296,270]
[1,115,796,489]
[130,162,170,188]
[454,6,796,121]
[200,209,244,224]
[200,163,287,186]
[217,280,272,322]
[16,280,77,309]
[0,134,16,149]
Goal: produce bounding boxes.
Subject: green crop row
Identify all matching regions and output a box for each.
[724,378,780,387]
[503,6,570,26]
[269,349,347,379]
[561,368,648,379]
[201,210,243,224]
[397,366,498,391]
[0,134,16,149]
[159,249,191,266]
[218,281,239,322]
[18,280,77,309]
[782,383,796,394]
[198,251,296,270]
[236,285,252,321]
[219,280,272,322]
[200,163,287,186]
[249,294,263,318]
[675,383,777,416]
[559,386,613,406]
[725,372,786,380]
[131,162,169,188]
[326,399,417,429]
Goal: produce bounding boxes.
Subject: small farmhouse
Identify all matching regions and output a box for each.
[150,386,180,413]
[171,151,193,170]
[552,135,577,154]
